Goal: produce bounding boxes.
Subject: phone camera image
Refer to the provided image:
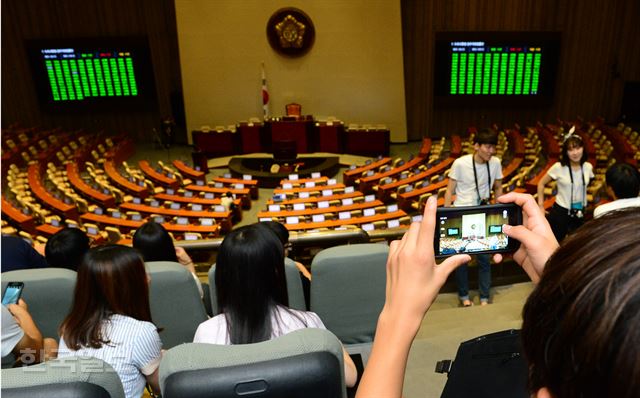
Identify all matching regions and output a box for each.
[435,204,522,258]
[2,283,24,306]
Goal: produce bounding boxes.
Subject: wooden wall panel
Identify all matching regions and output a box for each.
[1,0,185,142]
[401,0,640,139]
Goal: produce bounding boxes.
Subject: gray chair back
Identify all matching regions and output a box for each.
[159,328,346,398]
[208,257,306,315]
[1,356,125,398]
[145,261,208,348]
[310,243,388,345]
[1,268,76,340]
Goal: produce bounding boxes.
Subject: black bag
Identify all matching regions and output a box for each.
[436,329,528,398]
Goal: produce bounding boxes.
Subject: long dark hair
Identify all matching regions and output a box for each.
[60,245,153,349]
[132,221,178,262]
[521,208,640,398]
[215,224,289,344]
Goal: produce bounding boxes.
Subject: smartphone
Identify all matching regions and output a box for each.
[434,203,522,258]
[2,282,24,306]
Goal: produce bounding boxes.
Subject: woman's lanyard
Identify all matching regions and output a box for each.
[472,159,491,204]
[568,163,585,212]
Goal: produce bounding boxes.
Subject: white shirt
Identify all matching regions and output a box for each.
[58,314,162,398]
[546,162,594,209]
[594,197,640,218]
[449,154,503,207]
[193,305,325,345]
[2,305,23,357]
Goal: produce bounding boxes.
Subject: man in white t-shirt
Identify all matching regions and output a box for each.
[444,128,503,306]
[594,162,640,218]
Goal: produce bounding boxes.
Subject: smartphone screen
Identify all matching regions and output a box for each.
[2,282,24,306]
[434,203,522,258]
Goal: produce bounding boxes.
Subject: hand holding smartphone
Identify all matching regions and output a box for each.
[434,203,522,258]
[2,282,24,306]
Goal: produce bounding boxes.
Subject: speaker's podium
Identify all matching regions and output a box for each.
[272,139,298,163]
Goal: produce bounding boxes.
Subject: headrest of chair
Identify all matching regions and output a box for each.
[1,357,124,398]
[159,328,346,397]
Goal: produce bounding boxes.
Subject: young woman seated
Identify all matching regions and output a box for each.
[57,245,162,398]
[193,223,357,387]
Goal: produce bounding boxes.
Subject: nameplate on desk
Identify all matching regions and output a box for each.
[214,205,225,212]
[362,223,374,231]
[288,174,299,181]
[338,212,351,220]
[311,172,321,179]
[176,217,189,225]
[215,183,224,188]
[260,218,272,222]
[342,198,353,206]
[224,173,232,179]
[131,214,142,221]
[286,216,299,225]
[366,170,374,177]
[184,191,194,198]
[191,204,203,212]
[133,197,141,204]
[349,165,357,170]
[345,186,355,193]
[363,208,376,217]
[412,215,423,223]
[293,203,305,211]
[112,211,121,218]
[196,180,205,186]
[235,184,244,189]
[305,181,316,188]
[184,234,199,241]
[387,204,398,212]
[387,219,400,228]
[269,204,281,212]
[154,216,165,223]
[204,193,214,199]
[365,195,375,202]
[322,189,333,197]
[201,218,214,226]
[243,174,252,180]
[299,191,310,198]
[167,189,175,195]
[318,201,329,209]
[327,178,337,186]
[170,203,181,210]
[283,183,293,189]
[87,227,98,235]
[312,215,325,222]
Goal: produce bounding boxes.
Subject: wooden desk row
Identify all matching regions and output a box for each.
[27,164,78,219]
[119,203,233,233]
[211,176,259,199]
[104,160,150,198]
[267,190,364,205]
[80,212,221,236]
[139,160,180,189]
[258,200,385,219]
[343,157,392,186]
[184,184,251,209]
[172,159,205,181]
[284,210,408,231]
[66,162,116,208]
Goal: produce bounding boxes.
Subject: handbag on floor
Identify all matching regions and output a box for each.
[436,329,528,398]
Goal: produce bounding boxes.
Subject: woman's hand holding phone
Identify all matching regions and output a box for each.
[496,192,559,283]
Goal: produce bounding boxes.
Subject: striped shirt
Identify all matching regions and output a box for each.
[58,314,162,398]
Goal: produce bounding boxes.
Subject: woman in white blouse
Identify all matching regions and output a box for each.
[193,223,357,387]
[537,134,593,241]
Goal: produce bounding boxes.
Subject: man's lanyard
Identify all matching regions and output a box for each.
[569,163,585,212]
[472,158,491,203]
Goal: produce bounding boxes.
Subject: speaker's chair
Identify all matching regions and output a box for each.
[159,328,346,398]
